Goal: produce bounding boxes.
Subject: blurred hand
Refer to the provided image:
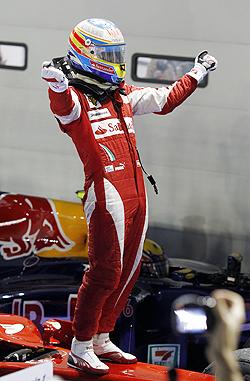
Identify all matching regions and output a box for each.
[206,289,245,381]
[41,61,68,92]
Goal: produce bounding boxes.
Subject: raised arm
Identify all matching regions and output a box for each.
[125,51,218,116]
[41,62,81,126]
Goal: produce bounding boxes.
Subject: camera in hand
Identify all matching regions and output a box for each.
[171,294,216,334]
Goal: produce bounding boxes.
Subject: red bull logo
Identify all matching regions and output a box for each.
[0,193,74,260]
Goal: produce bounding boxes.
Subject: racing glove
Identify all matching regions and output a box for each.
[188,50,218,83]
[41,61,68,93]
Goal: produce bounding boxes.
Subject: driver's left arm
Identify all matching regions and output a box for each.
[125,51,217,116]
[124,73,198,116]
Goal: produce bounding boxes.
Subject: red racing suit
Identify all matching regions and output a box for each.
[48,74,197,340]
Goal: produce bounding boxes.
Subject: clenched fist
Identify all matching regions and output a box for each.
[41,61,68,93]
[195,51,218,73]
[188,50,218,83]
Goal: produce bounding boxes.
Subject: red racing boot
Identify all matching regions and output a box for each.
[68,337,109,375]
[93,333,137,364]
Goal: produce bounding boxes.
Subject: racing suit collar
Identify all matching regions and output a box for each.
[69,74,125,102]
[72,72,119,92]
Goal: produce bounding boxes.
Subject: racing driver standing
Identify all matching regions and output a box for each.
[41,18,218,375]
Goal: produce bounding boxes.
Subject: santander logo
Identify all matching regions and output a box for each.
[92,118,123,139]
[90,60,115,74]
[91,118,135,140]
[95,126,108,135]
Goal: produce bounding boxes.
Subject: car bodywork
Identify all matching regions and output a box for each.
[0,313,215,381]
[0,191,88,265]
[1,191,250,373]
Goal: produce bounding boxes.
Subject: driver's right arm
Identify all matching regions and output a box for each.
[41,62,81,125]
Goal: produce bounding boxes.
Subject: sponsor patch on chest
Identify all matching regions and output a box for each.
[87,108,111,121]
[104,163,125,173]
[91,117,135,139]
[86,95,102,108]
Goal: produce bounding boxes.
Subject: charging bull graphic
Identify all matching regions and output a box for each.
[0,193,74,260]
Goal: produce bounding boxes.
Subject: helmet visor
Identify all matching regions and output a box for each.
[94,44,126,64]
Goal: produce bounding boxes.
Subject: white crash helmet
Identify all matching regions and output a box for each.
[68,18,126,84]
